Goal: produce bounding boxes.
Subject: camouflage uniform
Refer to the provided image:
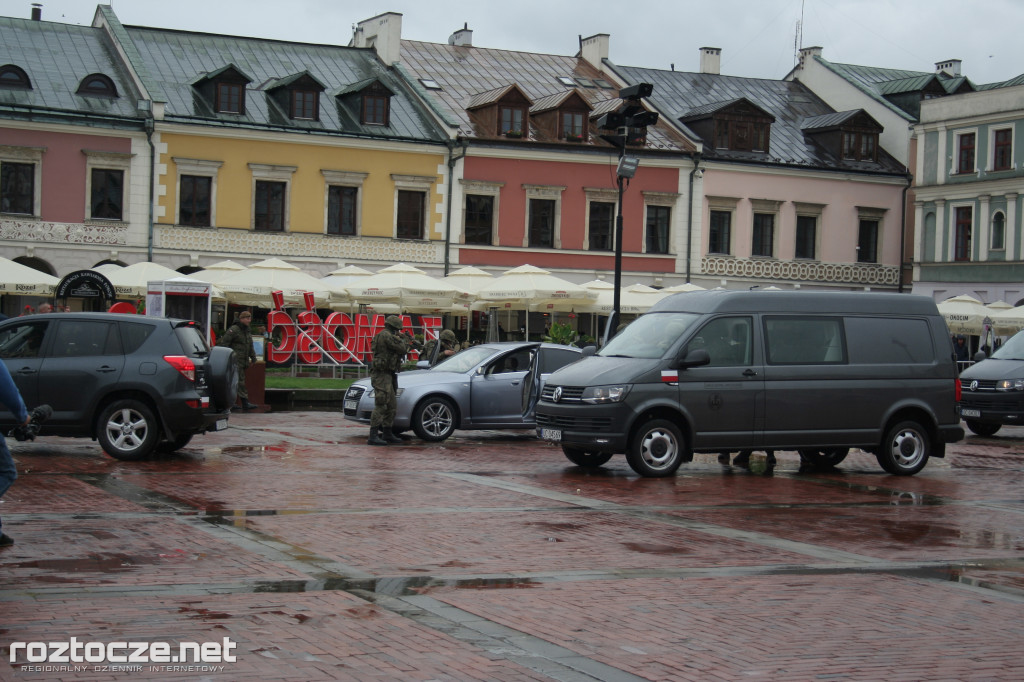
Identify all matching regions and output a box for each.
[218,313,258,410]
[422,329,459,366]
[368,315,415,445]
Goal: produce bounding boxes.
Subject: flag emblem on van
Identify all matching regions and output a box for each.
[661,371,678,383]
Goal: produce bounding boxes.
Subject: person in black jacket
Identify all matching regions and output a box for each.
[219,311,258,411]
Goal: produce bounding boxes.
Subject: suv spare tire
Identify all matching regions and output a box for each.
[208,346,238,411]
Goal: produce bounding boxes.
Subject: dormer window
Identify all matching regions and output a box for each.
[561,111,587,141]
[842,130,877,162]
[0,64,30,89]
[680,98,775,155]
[291,89,318,120]
[500,106,525,136]
[191,65,253,117]
[802,109,883,166]
[362,92,389,125]
[266,71,325,123]
[76,73,117,98]
[217,82,243,113]
[715,118,769,152]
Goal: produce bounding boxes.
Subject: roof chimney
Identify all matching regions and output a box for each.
[580,33,610,69]
[699,47,721,75]
[449,23,472,47]
[31,3,41,20]
[351,12,403,65]
[935,59,962,77]
[798,45,822,67]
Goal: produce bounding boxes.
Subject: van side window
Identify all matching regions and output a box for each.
[688,316,752,367]
[845,317,931,364]
[765,316,845,364]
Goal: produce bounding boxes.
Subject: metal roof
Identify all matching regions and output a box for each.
[0,16,143,124]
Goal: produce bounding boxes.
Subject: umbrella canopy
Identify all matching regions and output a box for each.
[475,264,595,308]
[320,266,373,310]
[662,282,706,293]
[346,263,467,312]
[0,257,58,295]
[990,305,1024,335]
[100,261,183,298]
[215,258,332,308]
[937,295,992,335]
[582,282,670,315]
[191,260,246,283]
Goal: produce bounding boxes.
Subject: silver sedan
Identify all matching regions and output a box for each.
[342,342,583,441]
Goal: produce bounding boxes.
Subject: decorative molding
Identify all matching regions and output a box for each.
[702,255,899,286]
[155,225,444,263]
[0,219,127,245]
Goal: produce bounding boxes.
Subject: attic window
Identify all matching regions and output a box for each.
[420,79,442,90]
[500,105,526,137]
[76,73,117,98]
[557,77,575,87]
[0,64,30,89]
[216,82,244,114]
[842,130,877,162]
[574,78,596,88]
[290,89,319,120]
[715,118,770,152]
[593,79,614,89]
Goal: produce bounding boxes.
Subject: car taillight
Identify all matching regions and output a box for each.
[955,378,962,402]
[164,355,196,382]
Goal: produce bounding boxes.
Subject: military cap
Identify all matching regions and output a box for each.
[440,329,457,343]
[385,315,403,331]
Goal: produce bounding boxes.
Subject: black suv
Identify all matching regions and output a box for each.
[0,313,237,460]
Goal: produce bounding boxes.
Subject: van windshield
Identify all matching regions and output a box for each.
[599,312,700,359]
[991,331,1024,361]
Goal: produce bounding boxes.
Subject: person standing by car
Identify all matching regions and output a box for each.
[367,315,416,446]
[219,311,258,411]
[0,359,29,548]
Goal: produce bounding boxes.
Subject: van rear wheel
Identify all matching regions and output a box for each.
[877,420,930,475]
[562,446,613,468]
[626,418,686,477]
[798,448,849,469]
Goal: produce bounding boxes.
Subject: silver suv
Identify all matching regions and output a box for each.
[0,313,236,460]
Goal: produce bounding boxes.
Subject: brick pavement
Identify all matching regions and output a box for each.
[0,412,1022,681]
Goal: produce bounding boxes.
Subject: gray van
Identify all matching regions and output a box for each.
[532,290,963,477]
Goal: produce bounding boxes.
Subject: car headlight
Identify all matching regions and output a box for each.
[366,388,404,397]
[580,385,630,404]
[996,379,1024,391]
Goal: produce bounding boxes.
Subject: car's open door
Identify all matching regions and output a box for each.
[521,343,542,419]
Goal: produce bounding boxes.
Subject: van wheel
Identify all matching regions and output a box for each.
[97,399,159,461]
[877,420,930,475]
[798,448,849,469]
[562,446,613,468]
[626,419,686,477]
[965,420,1001,437]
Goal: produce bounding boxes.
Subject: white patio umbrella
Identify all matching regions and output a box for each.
[0,257,58,295]
[100,261,183,298]
[986,301,1017,335]
[662,282,706,293]
[990,304,1024,335]
[475,264,595,339]
[191,260,246,282]
[346,263,468,313]
[936,295,992,335]
[320,265,373,312]
[215,258,332,308]
[582,282,669,315]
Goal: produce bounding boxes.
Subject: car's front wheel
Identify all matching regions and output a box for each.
[798,447,850,469]
[412,396,457,441]
[97,399,160,461]
[965,419,1001,437]
[562,446,613,468]
[626,418,686,477]
[876,420,930,475]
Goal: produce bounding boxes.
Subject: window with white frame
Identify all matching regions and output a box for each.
[522,184,565,248]
[584,187,617,252]
[84,150,132,222]
[953,205,972,261]
[955,130,977,175]
[391,174,436,240]
[991,210,1006,251]
[0,145,43,217]
[248,163,296,232]
[992,128,1013,172]
[461,179,502,246]
[643,191,677,254]
[322,169,367,237]
[173,157,222,227]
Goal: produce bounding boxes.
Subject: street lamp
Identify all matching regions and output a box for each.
[597,83,658,345]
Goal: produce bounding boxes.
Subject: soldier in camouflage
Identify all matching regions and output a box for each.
[368,315,417,445]
[422,328,460,366]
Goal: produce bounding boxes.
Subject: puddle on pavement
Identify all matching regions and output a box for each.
[622,541,692,555]
[8,553,160,573]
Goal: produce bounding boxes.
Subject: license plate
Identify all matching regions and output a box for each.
[345,400,359,411]
[214,419,228,431]
[961,408,980,418]
[540,428,562,442]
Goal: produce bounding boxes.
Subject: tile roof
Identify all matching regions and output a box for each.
[614,65,905,173]
[123,25,445,142]
[0,16,143,125]
[398,40,696,152]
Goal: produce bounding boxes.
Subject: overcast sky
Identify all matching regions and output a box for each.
[3,0,1021,86]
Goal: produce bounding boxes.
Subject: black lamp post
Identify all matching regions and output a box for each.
[596,83,657,345]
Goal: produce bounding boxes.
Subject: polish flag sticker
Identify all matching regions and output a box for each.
[661,371,679,383]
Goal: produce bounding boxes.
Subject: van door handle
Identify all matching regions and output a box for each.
[743,369,758,377]
[96,366,118,373]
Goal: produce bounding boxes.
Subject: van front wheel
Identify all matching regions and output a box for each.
[626,419,686,477]
[877,420,930,475]
[562,446,613,468]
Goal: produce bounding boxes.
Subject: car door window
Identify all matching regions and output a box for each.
[50,320,121,357]
[0,321,49,359]
[487,348,532,374]
[688,317,752,367]
[539,348,580,373]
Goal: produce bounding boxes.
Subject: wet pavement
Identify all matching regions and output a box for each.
[1,412,1023,680]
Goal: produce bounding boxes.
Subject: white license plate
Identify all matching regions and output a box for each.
[214,419,228,431]
[961,408,980,418]
[540,428,562,442]
[345,400,359,411]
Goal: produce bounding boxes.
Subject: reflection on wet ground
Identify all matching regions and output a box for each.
[2,415,1024,680]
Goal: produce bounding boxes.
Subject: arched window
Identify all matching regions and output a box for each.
[0,64,30,89]
[76,73,118,97]
[991,211,1006,250]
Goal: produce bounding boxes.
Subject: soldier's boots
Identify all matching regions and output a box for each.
[368,427,388,446]
[381,428,404,444]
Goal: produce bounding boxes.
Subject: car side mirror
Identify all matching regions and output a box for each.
[416,360,430,369]
[581,345,597,357]
[677,348,710,368]
[972,350,988,363]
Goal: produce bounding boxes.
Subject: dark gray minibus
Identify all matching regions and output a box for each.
[533,290,964,477]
